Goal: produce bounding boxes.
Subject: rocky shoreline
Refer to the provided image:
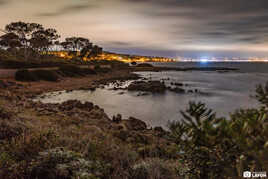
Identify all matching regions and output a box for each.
[0,69,181,178]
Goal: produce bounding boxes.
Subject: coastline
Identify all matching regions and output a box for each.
[0,67,180,178]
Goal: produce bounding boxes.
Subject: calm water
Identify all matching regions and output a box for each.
[35,62,268,128]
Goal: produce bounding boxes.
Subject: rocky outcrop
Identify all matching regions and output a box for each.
[169,87,186,93]
[128,81,166,93]
[59,100,94,111]
[125,117,147,131]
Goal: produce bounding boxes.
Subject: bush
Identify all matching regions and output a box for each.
[131,159,175,179]
[29,148,107,179]
[15,69,38,82]
[136,63,153,67]
[95,67,111,73]
[59,65,96,77]
[131,61,137,66]
[33,70,59,82]
[169,90,268,179]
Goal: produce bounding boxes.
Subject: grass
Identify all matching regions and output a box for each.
[0,93,178,178]
[15,65,99,82]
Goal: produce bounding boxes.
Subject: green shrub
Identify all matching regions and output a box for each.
[131,159,175,179]
[15,69,38,81]
[169,87,268,179]
[136,63,153,67]
[29,148,106,179]
[59,65,96,77]
[33,70,59,82]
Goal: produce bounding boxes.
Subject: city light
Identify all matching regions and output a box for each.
[49,51,175,63]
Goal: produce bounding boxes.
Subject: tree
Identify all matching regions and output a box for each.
[88,45,103,58]
[0,32,21,50]
[5,22,43,48]
[64,37,91,51]
[30,28,60,53]
[4,22,44,60]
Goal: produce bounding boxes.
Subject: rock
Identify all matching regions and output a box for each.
[154,126,166,137]
[137,92,150,96]
[154,126,165,133]
[113,130,130,141]
[128,81,166,93]
[59,100,94,111]
[125,117,147,131]
[112,114,122,123]
[169,87,185,93]
[79,86,96,91]
[174,82,183,86]
[66,89,73,93]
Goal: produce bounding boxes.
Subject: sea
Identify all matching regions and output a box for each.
[34,62,268,128]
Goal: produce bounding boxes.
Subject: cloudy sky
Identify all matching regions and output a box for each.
[1,0,268,58]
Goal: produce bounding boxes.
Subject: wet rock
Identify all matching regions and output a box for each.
[66,89,73,93]
[169,87,185,93]
[174,82,183,86]
[125,117,147,131]
[128,81,166,93]
[112,114,122,123]
[79,86,96,91]
[137,92,150,96]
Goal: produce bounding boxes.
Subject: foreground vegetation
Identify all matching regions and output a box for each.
[0,21,267,179]
[0,76,267,178]
[169,84,268,178]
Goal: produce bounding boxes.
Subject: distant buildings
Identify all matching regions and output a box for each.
[48,51,175,63]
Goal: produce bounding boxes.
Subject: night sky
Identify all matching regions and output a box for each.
[1,0,268,58]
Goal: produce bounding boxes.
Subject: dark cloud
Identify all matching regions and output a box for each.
[1,0,268,57]
[0,0,8,6]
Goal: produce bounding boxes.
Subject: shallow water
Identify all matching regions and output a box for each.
[34,67,268,128]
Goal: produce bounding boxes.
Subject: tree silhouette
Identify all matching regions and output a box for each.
[30,28,60,53]
[0,32,21,49]
[4,22,44,60]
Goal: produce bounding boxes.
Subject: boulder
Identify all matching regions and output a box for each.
[59,100,94,111]
[112,114,122,123]
[128,81,166,93]
[125,117,147,131]
[169,87,185,93]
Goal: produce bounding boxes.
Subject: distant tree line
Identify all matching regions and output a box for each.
[0,21,103,60]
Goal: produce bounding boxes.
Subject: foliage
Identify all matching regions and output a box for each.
[169,84,268,178]
[1,21,103,62]
[34,70,59,82]
[15,69,38,81]
[136,63,153,67]
[29,148,108,179]
[131,159,176,179]
[59,65,96,77]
